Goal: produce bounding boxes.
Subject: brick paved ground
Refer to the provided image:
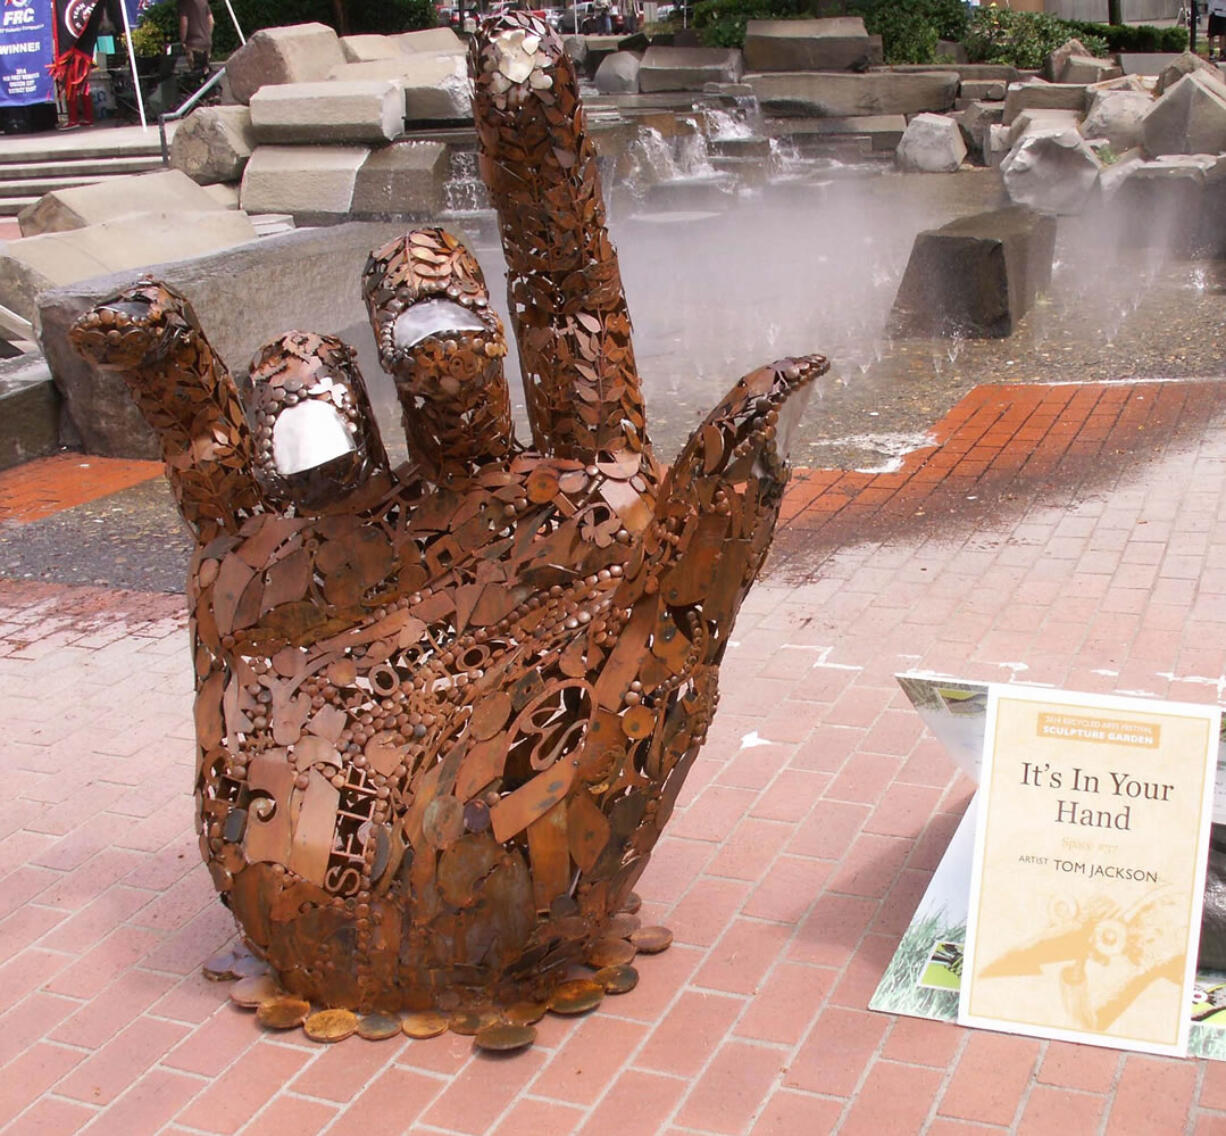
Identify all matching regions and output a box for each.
[4,379,1226,1135]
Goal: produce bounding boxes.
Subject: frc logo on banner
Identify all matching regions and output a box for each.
[1,0,54,105]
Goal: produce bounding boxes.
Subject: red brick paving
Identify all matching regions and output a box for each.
[0,453,162,524]
[2,378,1226,1132]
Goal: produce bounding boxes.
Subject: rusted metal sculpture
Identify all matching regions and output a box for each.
[68,13,827,1048]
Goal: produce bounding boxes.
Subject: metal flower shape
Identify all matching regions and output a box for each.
[68,14,827,1022]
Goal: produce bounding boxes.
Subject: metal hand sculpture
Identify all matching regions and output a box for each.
[69,14,826,1043]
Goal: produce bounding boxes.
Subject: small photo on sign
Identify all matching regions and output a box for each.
[920,940,964,991]
[1193,979,1226,1026]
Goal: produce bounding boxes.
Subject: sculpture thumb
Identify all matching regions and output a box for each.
[618,354,826,661]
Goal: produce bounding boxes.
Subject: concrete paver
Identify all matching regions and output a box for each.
[4,378,1226,1132]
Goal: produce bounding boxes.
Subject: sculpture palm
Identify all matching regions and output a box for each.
[69,14,827,1020]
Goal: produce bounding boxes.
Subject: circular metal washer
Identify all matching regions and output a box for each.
[357,1012,404,1041]
[474,1022,537,1052]
[548,978,605,1016]
[256,996,311,1030]
[403,1011,449,1039]
[593,964,639,994]
[304,1008,359,1043]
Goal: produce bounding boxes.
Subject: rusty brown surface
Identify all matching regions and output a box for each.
[67,14,827,1037]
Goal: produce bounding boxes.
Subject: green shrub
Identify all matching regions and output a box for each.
[1063,19,1187,54]
[692,0,805,49]
[850,0,969,63]
[963,7,1107,70]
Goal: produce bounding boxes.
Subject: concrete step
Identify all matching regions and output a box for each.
[0,196,40,216]
[0,175,110,199]
[0,155,162,181]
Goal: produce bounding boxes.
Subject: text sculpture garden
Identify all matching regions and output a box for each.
[68,14,828,1047]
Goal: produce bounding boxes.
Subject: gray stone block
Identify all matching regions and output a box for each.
[1008,108,1083,146]
[225,22,347,105]
[1142,72,1226,156]
[765,113,907,151]
[0,210,257,324]
[340,34,401,62]
[961,79,1006,102]
[329,54,472,122]
[1119,52,1186,77]
[249,80,404,144]
[1002,80,1090,125]
[1045,38,1091,82]
[1061,56,1122,86]
[395,27,464,53]
[638,47,743,93]
[1109,154,1221,255]
[350,141,448,217]
[891,204,1056,337]
[35,221,413,458]
[1156,50,1226,95]
[595,51,642,94]
[892,63,1020,83]
[239,145,369,219]
[960,100,1005,161]
[742,18,873,73]
[169,105,257,185]
[0,354,59,471]
[18,168,228,237]
[748,70,959,117]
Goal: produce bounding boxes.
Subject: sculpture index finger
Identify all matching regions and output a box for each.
[471,14,653,471]
[69,280,264,542]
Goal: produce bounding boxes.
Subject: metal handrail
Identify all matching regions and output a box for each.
[158,65,228,165]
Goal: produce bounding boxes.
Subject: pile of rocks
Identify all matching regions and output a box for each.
[170,23,466,220]
[898,42,1226,255]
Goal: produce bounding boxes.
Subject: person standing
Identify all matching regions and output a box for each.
[177,0,214,73]
[1210,0,1226,60]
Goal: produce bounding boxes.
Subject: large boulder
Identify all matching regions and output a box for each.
[169,105,257,185]
[595,51,643,94]
[239,145,370,220]
[747,70,959,117]
[36,221,407,459]
[1,210,257,323]
[1080,88,1153,150]
[18,168,229,236]
[890,205,1056,337]
[1001,129,1102,214]
[896,112,966,172]
[330,54,472,122]
[249,80,405,144]
[224,22,347,105]
[350,141,449,217]
[1003,80,1090,125]
[638,47,743,92]
[742,18,874,73]
[1142,72,1226,155]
